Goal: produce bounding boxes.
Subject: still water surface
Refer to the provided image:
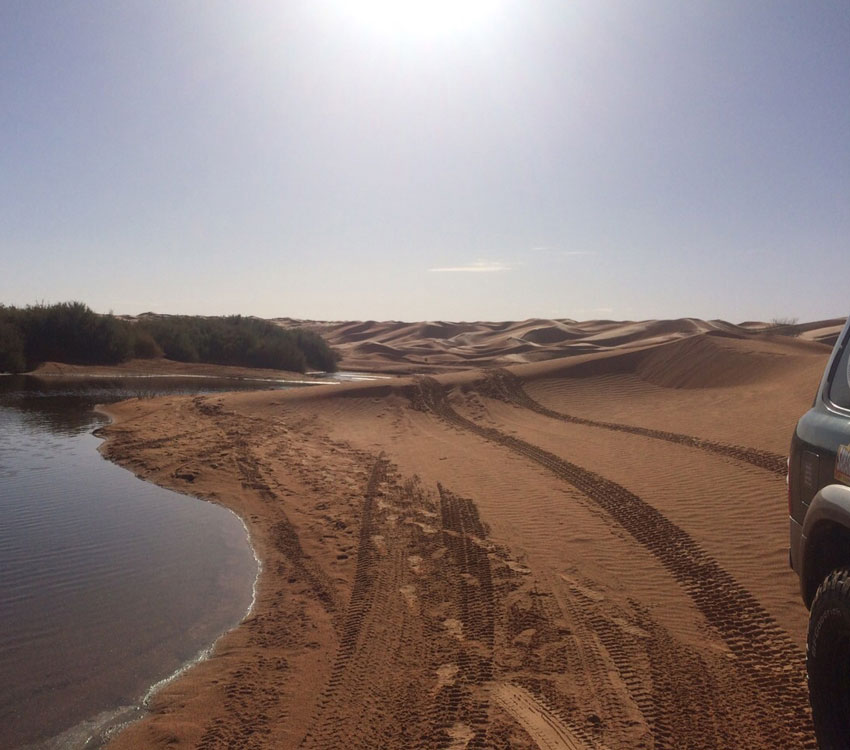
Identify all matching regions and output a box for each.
[0,376,309,749]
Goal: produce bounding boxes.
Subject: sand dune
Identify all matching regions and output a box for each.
[291,316,845,374]
[100,318,842,749]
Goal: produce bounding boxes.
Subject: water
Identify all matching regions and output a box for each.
[0,375,309,749]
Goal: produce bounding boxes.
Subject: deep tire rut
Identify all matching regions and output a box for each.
[415,376,815,749]
[299,460,509,749]
[481,369,787,477]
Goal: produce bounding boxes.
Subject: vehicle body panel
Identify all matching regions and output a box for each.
[789,316,850,606]
[795,484,850,602]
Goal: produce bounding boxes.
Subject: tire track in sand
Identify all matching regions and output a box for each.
[298,456,399,750]
[479,368,787,477]
[492,683,597,750]
[299,460,515,749]
[414,376,815,749]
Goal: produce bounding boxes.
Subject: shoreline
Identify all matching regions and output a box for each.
[0,385,261,750]
[89,405,265,749]
[28,358,330,382]
[96,390,356,749]
[28,406,264,750]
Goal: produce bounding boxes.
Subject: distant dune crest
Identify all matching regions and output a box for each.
[283,316,846,379]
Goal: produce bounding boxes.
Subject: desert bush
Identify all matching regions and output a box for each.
[293,328,341,372]
[0,302,135,371]
[0,303,337,373]
[138,315,337,372]
[770,317,800,336]
[0,315,26,373]
[139,318,200,362]
[130,328,164,359]
[18,302,134,367]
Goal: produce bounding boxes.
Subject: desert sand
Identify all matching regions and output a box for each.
[99,318,843,749]
[288,315,844,373]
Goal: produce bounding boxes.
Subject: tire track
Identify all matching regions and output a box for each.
[300,462,502,749]
[502,582,621,748]
[424,485,496,748]
[299,456,395,750]
[516,572,763,748]
[553,581,657,743]
[326,454,386,670]
[492,683,593,750]
[415,376,815,749]
[480,368,786,477]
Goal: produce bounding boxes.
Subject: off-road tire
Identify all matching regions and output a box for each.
[808,567,850,750]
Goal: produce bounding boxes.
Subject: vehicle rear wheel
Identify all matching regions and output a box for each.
[808,567,850,750]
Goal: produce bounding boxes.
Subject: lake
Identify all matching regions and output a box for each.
[0,375,316,749]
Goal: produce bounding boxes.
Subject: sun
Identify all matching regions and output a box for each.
[337,0,505,37]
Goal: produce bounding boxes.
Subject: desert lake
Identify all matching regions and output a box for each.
[0,376,291,749]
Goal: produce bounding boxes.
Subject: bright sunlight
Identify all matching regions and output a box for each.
[336,0,506,36]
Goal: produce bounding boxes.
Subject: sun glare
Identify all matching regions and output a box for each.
[338,0,505,36]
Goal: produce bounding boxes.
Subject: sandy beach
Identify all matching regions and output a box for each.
[98,318,842,749]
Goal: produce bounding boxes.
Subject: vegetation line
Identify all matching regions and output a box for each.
[0,302,338,374]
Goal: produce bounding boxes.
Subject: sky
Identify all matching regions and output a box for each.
[1,1,848,322]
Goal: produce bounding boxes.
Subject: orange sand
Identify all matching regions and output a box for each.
[100,319,840,749]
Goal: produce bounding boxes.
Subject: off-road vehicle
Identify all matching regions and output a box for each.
[790,315,850,749]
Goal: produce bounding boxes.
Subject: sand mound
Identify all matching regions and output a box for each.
[796,318,846,347]
[480,330,831,393]
[520,324,582,344]
[634,334,810,388]
[289,317,842,375]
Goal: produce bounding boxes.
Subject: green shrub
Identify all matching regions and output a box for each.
[138,315,337,372]
[0,317,26,373]
[293,328,340,372]
[0,303,337,373]
[139,319,200,362]
[131,328,163,359]
[10,302,133,369]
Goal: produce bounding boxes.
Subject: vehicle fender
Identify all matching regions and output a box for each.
[803,484,850,539]
[800,484,850,603]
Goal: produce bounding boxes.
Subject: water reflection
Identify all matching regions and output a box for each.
[0,376,295,749]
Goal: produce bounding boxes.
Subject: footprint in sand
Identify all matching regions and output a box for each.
[399,584,418,611]
[446,722,475,749]
[443,618,464,640]
[433,663,459,694]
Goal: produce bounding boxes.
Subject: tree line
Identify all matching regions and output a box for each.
[0,302,338,374]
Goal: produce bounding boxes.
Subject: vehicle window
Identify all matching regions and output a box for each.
[828,334,850,409]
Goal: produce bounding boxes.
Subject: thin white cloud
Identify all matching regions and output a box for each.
[428,261,512,273]
[531,247,595,257]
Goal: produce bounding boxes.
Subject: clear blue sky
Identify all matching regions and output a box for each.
[1,1,847,322]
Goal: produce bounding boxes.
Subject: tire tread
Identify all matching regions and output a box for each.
[808,566,850,750]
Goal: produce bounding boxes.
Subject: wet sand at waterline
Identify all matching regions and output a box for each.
[100,319,842,749]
